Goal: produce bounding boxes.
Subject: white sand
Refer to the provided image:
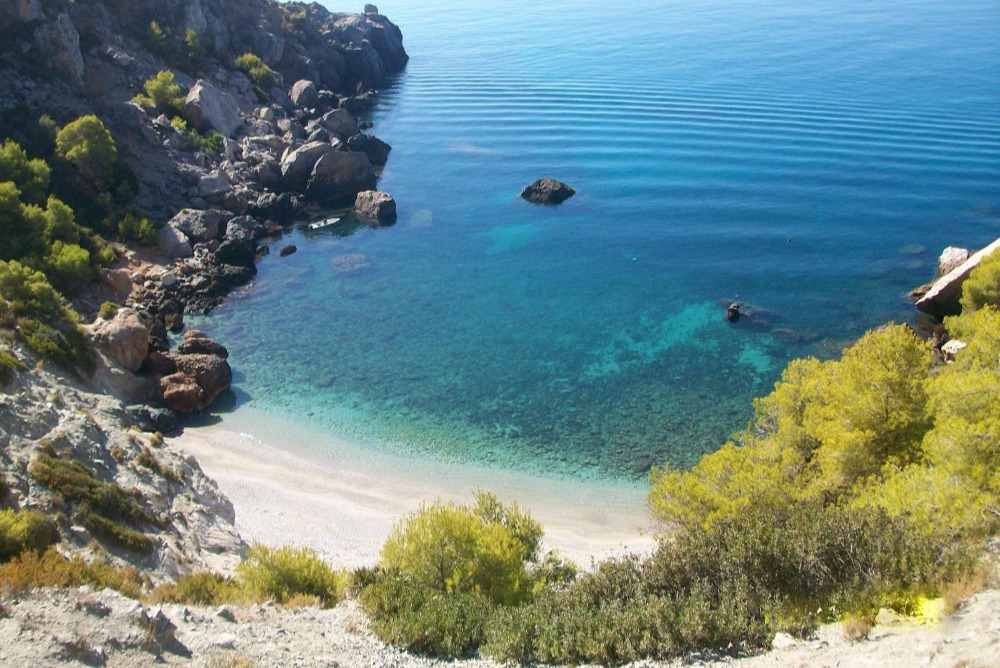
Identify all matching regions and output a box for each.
[173,406,657,569]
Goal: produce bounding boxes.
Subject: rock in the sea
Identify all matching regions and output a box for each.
[353,190,397,225]
[278,244,297,257]
[520,177,576,205]
[176,329,229,359]
[185,79,242,138]
[726,302,741,323]
[916,237,1000,318]
[289,79,319,109]
[346,133,392,166]
[306,151,376,205]
[86,308,152,373]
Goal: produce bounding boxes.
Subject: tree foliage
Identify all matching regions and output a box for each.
[55,115,117,187]
[960,249,1000,313]
[0,138,50,204]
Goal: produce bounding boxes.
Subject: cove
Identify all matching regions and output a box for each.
[194,0,1000,482]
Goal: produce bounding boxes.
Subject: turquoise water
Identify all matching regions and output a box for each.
[201,0,1000,481]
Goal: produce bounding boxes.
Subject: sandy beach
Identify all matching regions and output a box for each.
[172,406,658,569]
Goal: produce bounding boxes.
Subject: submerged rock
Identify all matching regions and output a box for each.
[520,177,576,205]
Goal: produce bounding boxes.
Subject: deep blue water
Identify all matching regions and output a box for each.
[201,0,1000,481]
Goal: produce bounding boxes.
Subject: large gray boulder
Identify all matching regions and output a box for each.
[917,237,1000,317]
[280,141,336,192]
[306,151,376,205]
[289,80,320,109]
[353,190,397,225]
[156,224,194,260]
[318,109,360,140]
[168,209,228,244]
[34,13,84,85]
[937,247,971,277]
[185,80,242,138]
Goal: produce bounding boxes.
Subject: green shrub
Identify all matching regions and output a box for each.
[135,70,186,117]
[0,508,59,562]
[55,115,117,187]
[236,544,347,608]
[0,182,47,260]
[960,249,1000,313]
[43,241,94,296]
[381,495,535,605]
[0,546,147,598]
[360,573,494,657]
[0,260,75,321]
[117,212,157,246]
[30,451,156,553]
[18,317,95,376]
[146,21,168,56]
[0,138,50,204]
[151,571,237,605]
[184,29,206,67]
[98,301,118,320]
[187,129,224,153]
[0,349,26,384]
[235,53,279,98]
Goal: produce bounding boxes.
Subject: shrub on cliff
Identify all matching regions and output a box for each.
[134,70,186,117]
[0,138,50,204]
[0,508,59,562]
[960,249,1000,313]
[235,53,279,99]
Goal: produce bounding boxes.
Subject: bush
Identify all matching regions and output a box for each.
[0,508,59,562]
[0,138,50,204]
[30,451,156,553]
[135,71,186,117]
[0,260,75,321]
[960,249,1000,313]
[381,495,535,605]
[117,212,157,246]
[98,301,118,320]
[0,349,26,385]
[43,241,94,296]
[55,115,117,187]
[0,182,47,261]
[18,317,95,377]
[151,571,237,605]
[236,544,347,608]
[235,53,279,98]
[0,546,147,599]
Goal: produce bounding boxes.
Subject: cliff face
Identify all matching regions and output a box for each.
[0,0,407,220]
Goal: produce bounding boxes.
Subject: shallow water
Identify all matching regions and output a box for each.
[198,0,1000,481]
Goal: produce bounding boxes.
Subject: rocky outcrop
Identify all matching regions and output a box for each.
[289,79,320,109]
[306,151,376,205]
[156,223,195,261]
[521,177,577,205]
[280,141,336,192]
[157,331,232,414]
[353,190,397,225]
[168,209,228,245]
[916,238,1000,317]
[185,80,242,138]
[937,247,971,277]
[318,109,361,141]
[85,308,152,373]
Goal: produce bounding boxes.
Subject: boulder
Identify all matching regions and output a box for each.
[176,329,229,359]
[278,245,297,257]
[174,354,232,407]
[318,108,360,140]
[941,339,967,363]
[937,247,971,277]
[215,215,263,269]
[198,171,233,198]
[185,80,242,138]
[916,237,1000,318]
[521,177,576,205]
[156,225,193,260]
[125,405,180,433]
[305,151,376,205]
[159,373,205,414]
[168,209,227,244]
[289,80,320,109]
[346,133,392,166]
[280,141,336,192]
[86,308,152,373]
[353,190,397,225]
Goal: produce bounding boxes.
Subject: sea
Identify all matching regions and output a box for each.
[194,0,1000,482]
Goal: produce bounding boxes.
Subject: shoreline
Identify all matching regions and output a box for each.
[172,405,658,569]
